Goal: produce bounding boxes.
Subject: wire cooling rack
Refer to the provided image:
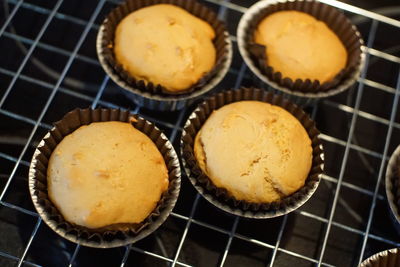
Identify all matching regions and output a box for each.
[0,0,399,266]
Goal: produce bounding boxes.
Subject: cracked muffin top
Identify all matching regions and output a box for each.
[47,121,169,229]
[114,4,216,92]
[194,101,312,203]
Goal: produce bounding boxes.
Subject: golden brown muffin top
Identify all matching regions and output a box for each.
[47,121,169,229]
[114,4,216,92]
[254,10,347,83]
[194,101,312,203]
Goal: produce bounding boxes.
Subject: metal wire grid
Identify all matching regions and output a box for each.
[0,0,399,266]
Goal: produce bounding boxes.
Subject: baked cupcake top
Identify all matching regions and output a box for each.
[194,101,312,203]
[254,10,347,83]
[47,121,169,229]
[114,4,216,93]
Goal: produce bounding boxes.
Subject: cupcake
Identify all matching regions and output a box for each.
[385,145,400,233]
[194,101,312,203]
[114,4,216,93]
[254,11,347,84]
[181,88,324,218]
[97,0,232,111]
[237,0,365,100]
[29,109,181,248]
[360,248,400,267]
[47,121,169,229]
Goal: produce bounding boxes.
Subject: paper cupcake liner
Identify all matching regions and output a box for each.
[97,0,232,111]
[385,145,400,233]
[360,248,400,267]
[180,87,324,218]
[28,108,181,248]
[237,0,365,100]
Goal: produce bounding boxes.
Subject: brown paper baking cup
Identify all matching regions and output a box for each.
[180,87,324,218]
[237,0,365,99]
[385,145,400,233]
[28,108,181,248]
[360,248,400,267]
[97,0,232,111]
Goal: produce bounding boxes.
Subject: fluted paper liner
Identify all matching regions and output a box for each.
[360,248,400,267]
[29,108,181,248]
[181,87,324,218]
[237,0,365,98]
[385,145,400,233]
[97,0,232,111]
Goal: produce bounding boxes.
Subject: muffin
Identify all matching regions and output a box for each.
[194,101,312,203]
[181,88,323,218]
[47,121,169,229]
[398,158,400,181]
[114,4,216,93]
[29,108,181,247]
[254,10,347,83]
[360,248,400,267]
[97,0,232,111]
[237,0,364,99]
[385,145,400,233]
